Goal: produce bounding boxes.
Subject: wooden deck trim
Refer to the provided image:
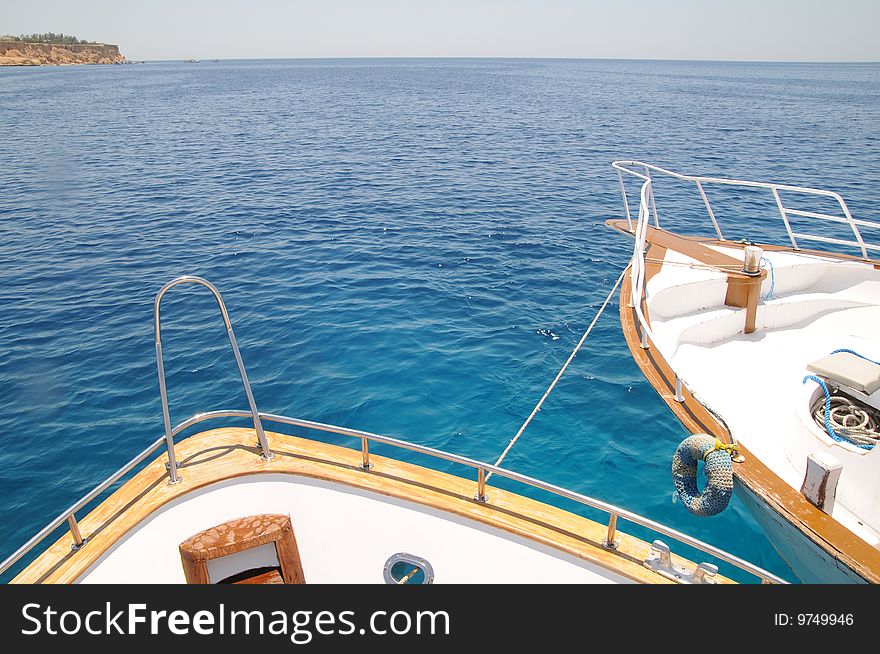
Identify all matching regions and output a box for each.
[608,219,766,333]
[609,220,748,273]
[613,228,880,583]
[13,428,730,584]
[607,218,880,268]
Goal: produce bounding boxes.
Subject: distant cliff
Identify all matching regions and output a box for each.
[0,41,126,66]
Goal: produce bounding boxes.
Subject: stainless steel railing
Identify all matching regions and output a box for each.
[0,274,788,584]
[625,176,662,353]
[154,276,274,484]
[1,276,283,571]
[613,160,880,260]
[0,407,788,583]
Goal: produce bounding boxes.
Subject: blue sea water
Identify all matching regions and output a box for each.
[1,58,879,583]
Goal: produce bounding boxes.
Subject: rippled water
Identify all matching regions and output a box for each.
[1,59,879,582]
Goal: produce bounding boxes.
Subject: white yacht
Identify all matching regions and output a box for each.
[0,276,783,585]
[611,161,880,583]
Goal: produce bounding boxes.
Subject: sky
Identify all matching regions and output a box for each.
[3,0,879,62]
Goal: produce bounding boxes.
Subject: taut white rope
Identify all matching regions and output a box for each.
[488,267,627,477]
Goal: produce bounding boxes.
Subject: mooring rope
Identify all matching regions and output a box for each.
[643,258,744,272]
[488,267,627,477]
[760,256,775,301]
[803,375,878,450]
[802,349,880,449]
[810,394,880,448]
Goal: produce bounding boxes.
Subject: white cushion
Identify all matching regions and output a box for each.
[807,352,880,395]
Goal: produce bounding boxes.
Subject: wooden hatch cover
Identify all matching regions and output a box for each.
[179,514,306,584]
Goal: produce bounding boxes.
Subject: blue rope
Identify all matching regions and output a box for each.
[830,348,880,366]
[760,256,774,301]
[802,374,874,450]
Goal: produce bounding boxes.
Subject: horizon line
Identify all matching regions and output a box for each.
[137,55,880,65]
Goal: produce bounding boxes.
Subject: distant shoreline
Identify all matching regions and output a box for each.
[121,56,880,65]
[4,54,879,67]
[0,41,127,66]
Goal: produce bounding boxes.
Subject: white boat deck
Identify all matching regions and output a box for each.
[646,245,880,546]
[78,474,634,584]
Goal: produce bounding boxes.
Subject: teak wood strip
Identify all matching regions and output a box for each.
[607,218,880,268]
[228,568,284,584]
[613,230,880,583]
[616,221,747,272]
[13,428,729,584]
[276,525,306,584]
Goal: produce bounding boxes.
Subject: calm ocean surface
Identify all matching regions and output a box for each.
[1,59,879,582]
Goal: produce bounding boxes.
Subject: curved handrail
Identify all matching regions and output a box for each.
[627,178,662,350]
[0,406,788,584]
[614,160,859,200]
[616,159,880,415]
[154,276,273,482]
[612,160,878,260]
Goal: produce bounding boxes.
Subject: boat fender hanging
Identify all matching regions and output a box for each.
[672,434,735,517]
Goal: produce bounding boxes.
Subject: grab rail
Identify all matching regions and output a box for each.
[154,276,273,483]
[613,160,880,260]
[0,407,787,584]
[626,178,662,352]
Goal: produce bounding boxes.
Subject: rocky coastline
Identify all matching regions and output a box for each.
[0,41,127,66]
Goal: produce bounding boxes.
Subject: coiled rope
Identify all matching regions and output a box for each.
[802,375,878,450]
[488,267,627,476]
